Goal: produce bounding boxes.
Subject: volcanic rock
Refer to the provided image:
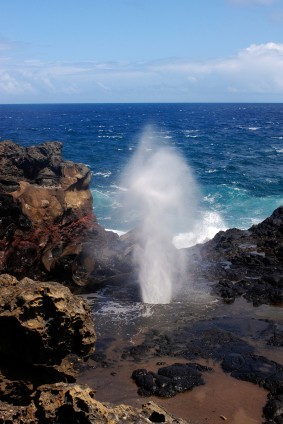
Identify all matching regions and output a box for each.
[0,273,96,406]
[132,363,212,398]
[0,383,187,423]
[186,206,283,306]
[0,274,186,423]
[0,140,130,287]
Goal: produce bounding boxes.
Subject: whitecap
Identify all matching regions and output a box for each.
[110,184,128,192]
[173,210,227,249]
[93,171,112,178]
[105,229,126,236]
[205,169,217,174]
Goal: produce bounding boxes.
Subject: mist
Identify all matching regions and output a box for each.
[120,128,200,304]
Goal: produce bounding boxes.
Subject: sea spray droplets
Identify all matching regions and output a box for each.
[121,129,199,304]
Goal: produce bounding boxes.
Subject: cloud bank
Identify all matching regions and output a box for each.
[0,42,283,102]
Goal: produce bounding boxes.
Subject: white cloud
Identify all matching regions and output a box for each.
[0,70,35,94]
[0,42,283,102]
[242,42,283,56]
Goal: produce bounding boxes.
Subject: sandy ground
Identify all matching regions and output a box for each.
[78,355,268,424]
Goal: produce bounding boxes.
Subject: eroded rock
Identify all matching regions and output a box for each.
[0,274,95,365]
[0,384,187,424]
[0,274,96,407]
[0,140,131,287]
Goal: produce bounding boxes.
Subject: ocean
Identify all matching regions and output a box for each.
[0,103,282,247]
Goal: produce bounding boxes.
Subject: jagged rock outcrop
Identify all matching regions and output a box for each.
[0,140,130,287]
[0,274,185,423]
[0,274,95,364]
[0,385,187,424]
[186,206,283,306]
[0,274,96,405]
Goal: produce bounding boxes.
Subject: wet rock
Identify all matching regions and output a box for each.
[221,353,283,391]
[263,394,283,424]
[186,206,283,306]
[267,329,283,347]
[124,321,283,422]
[132,363,212,398]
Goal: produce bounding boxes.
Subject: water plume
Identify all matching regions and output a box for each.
[121,127,199,304]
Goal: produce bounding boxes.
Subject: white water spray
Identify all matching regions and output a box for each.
[121,128,200,304]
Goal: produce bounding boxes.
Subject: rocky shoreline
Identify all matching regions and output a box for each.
[0,140,282,423]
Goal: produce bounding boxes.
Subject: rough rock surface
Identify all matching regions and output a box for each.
[0,140,130,287]
[132,363,212,398]
[0,275,185,423]
[0,274,95,365]
[0,384,187,423]
[186,206,283,306]
[0,274,96,406]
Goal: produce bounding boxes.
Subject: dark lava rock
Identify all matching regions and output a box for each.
[125,319,283,422]
[132,363,212,398]
[263,394,283,424]
[267,329,283,347]
[186,206,283,306]
[222,353,283,393]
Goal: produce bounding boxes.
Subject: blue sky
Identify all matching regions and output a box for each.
[0,0,283,103]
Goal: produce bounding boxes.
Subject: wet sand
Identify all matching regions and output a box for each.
[79,290,282,423]
[78,356,267,424]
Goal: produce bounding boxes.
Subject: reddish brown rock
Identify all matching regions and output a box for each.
[0,140,126,287]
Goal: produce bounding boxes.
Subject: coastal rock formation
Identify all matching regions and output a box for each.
[0,274,95,365]
[187,206,283,306]
[0,386,187,424]
[0,274,96,405]
[0,274,185,423]
[0,140,129,287]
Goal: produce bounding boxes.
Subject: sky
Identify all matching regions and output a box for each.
[0,0,283,103]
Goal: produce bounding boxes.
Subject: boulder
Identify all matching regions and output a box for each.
[132,363,212,398]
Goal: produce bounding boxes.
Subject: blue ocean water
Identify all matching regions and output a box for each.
[0,103,282,246]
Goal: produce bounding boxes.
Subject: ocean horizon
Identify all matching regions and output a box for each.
[1,102,282,247]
